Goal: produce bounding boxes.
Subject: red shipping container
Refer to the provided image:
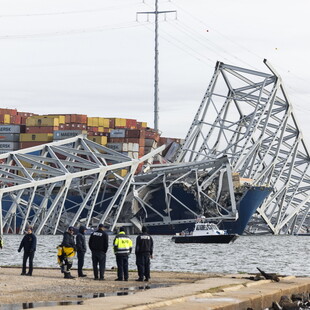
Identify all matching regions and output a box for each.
[88,126,98,132]
[139,147,145,157]
[126,119,137,129]
[69,123,87,130]
[26,126,59,133]
[20,141,45,149]
[144,130,160,142]
[109,119,115,128]
[136,162,144,173]
[17,112,37,117]
[10,115,21,125]
[71,114,87,124]
[108,137,123,143]
[20,117,27,125]
[126,129,146,139]
[65,115,71,123]
[0,108,17,116]
[78,115,87,124]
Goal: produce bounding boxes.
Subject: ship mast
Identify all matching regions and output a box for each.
[137,0,176,131]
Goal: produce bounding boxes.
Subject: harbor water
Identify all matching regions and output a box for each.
[0,235,309,277]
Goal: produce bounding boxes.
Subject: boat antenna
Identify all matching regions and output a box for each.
[136,0,177,131]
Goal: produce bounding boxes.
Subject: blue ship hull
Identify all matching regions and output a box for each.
[1,186,271,235]
[145,186,272,235]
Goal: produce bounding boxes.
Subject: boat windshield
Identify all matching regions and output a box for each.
[195,223,218,230]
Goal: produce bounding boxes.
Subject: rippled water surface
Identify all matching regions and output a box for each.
[0,235,309,276]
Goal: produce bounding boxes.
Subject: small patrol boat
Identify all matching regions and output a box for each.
[171,220,238,244]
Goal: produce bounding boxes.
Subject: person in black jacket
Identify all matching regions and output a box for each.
[18,226,37,276]
[60,226,76,279]
[76,225,87,277]
[135,226,153,282]
[88,224,109,280]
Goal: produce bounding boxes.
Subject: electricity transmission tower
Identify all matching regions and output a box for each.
[137,0,177,131]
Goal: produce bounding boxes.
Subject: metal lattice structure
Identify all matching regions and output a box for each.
[174,60,310,234]
[0,136,164,235]
[129,156,237,228]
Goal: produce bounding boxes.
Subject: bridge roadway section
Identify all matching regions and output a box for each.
[35,274,310,310]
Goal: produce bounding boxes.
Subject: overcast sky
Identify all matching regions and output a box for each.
[1,0,310,143]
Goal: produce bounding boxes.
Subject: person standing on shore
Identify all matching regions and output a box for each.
[0,235,3,249]
[88,223,109,280]
[135,226,153,282]
[18,226,36,276]
[113,227,132,281]
[76,225,87,277]
[60,226,76,279]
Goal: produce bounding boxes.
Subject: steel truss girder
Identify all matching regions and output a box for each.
[0,136,165,235]
[130,156,237,227]
[174,60,310,234]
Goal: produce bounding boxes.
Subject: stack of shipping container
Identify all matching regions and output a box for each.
[0,109,183,163]
[0,109,36,154]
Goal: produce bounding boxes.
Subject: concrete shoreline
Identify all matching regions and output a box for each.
[1,267,309,310]
[67,275,310,310]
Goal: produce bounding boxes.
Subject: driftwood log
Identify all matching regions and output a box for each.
[257,267,280,282]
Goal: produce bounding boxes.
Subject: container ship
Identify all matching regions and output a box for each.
[0,108,271,234]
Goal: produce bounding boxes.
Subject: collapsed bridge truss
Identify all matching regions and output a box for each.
[1,60,309,235]
[0,136,164,235]
[174,60,310,234]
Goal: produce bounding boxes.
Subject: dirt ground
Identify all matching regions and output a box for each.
[0,267,215,305]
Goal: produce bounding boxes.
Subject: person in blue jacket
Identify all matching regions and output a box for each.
[18,226,37,276]
[135,226,153,282]
[76,225,87,277]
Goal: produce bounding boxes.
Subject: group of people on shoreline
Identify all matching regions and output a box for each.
[16,224,153,282]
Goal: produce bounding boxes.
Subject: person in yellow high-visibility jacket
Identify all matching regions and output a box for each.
[57,226,76,279]
[113,227,132,281]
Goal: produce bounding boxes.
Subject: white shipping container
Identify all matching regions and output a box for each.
[0,133,20,142]
[132,143,139,152]
[127,143,139,152]
[0,142,19,150]
[0,125,21,134]
[128,151,139,159]
[110,129,126,138]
